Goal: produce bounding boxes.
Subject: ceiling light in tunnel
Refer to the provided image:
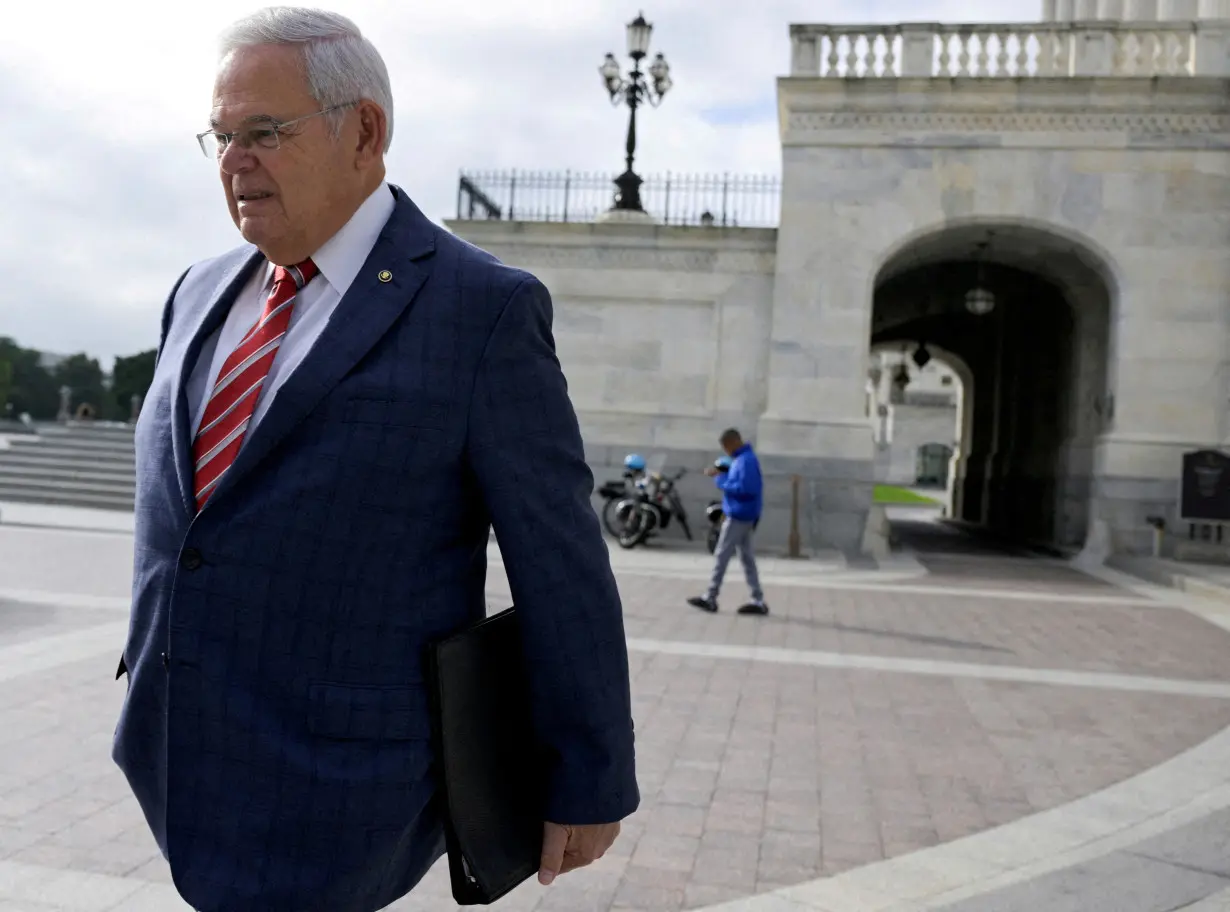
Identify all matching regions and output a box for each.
[965,287,995,316]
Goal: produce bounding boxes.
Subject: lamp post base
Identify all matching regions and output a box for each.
[596,207,655,224]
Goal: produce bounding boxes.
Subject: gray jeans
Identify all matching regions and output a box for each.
[706,518,763,602]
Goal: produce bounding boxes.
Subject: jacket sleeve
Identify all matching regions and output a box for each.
[716,459,757,501]
[464,275,640,826]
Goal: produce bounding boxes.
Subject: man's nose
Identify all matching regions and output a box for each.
[219,140,257,174]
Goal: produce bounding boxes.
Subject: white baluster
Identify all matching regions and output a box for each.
[996,30,1012,75]
[863,32,879,76]
[957,30,972,75]
[937,31,953,75]
[1015,29,1032,74]
[845,34,860,76]
[826,35,840,77]
[882,29,897,76]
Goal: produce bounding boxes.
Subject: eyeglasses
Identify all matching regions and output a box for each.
[196,102,357,158]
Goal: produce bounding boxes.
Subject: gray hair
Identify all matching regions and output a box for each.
[218,6,394,152]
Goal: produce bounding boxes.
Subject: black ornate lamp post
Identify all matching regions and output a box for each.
[599,12,672,214]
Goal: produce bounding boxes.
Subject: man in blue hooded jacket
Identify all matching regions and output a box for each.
[688,428,768,615]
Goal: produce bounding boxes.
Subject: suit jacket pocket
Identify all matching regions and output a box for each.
[342,396,449,430]
[307,682,431,741]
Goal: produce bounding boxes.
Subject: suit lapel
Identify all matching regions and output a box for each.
[202,187,437,510]
[170,248,264,517]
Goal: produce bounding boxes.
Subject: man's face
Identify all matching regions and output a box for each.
[721,437,740,456]
[209,44,355,265]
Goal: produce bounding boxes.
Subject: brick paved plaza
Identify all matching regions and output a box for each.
[4,509,1230,910]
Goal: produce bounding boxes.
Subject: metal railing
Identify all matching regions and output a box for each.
[455,170,781,228]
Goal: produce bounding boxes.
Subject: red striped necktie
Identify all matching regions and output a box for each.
[192,259,319,510]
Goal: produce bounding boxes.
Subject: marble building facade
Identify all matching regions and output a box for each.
[448,4,1230,558]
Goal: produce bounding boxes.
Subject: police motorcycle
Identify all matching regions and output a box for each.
[598,453,647,537]
[610,457,693,550]
[704,456,731,554]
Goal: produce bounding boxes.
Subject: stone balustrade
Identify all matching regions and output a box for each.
[789,21,1230,78]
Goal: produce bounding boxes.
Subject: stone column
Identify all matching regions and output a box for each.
[1043,0,1059,19]
[1056,0,1076,18]
[1074,0,1100,17]
[1123,0,1159,17]
[1098,0,1126,17]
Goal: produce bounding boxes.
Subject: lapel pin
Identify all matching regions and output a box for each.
[378,270,393,283]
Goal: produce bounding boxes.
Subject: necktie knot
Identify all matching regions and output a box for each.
[274,258,319,291]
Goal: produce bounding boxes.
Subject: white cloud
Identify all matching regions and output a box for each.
[0,0,1039,365]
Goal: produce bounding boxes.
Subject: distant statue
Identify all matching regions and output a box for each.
[57,385,72,422]
[130,393,143,424]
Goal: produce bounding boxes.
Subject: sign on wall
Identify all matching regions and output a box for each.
[1180,449,1230,522]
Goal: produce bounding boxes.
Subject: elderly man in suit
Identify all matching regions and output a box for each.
[111,8,638,911]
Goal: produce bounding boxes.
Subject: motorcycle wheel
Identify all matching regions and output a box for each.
[618,506,651,549]
[601,497,623,537]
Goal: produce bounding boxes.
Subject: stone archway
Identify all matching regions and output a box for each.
[870,220,1116,550]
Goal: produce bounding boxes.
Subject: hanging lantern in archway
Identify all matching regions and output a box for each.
[965,287,995,316]
[965,239,996,316]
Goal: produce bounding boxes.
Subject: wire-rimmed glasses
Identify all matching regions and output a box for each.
[196,102,357,158]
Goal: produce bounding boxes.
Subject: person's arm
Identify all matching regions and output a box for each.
[715,459,757,502]
[465,276,639,831]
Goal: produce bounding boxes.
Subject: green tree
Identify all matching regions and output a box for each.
[0,356,11,418]
[0,337,58,419]
[111,349,157,420]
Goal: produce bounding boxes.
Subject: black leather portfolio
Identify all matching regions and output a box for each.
[424,606,544,905]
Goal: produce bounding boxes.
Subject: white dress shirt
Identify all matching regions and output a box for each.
[186,182,396,438]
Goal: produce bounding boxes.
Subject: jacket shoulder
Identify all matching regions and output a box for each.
[433,229,543,307]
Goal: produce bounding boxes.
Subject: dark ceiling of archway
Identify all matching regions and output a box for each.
[876,222,1114,298]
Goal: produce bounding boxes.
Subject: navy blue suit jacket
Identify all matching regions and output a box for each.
[112,186,639,912]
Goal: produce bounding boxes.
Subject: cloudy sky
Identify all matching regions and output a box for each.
[2,0,1038,367]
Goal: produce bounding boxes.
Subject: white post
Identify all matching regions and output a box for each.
[1057,0,1076,18]
[1043,0,1059,19]
[1074,0,1100,17]
[1123,0,1159,18]
[1194,20,1230,73]
[1072,25,1118,72]
[790,31,819,76]
[1098,0,1126,17]
[899,23,937,76]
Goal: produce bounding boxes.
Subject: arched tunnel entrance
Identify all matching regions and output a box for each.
[871,221,1115,554]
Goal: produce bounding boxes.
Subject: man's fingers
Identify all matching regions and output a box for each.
[538,822,569,886]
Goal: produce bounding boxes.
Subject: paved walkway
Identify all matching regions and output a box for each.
[4,511,1230,910]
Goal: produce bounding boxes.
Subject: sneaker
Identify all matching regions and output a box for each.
[687,595,718,613]
[737,600,769,616]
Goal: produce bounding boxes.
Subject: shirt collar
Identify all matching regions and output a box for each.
[263,182,395,298]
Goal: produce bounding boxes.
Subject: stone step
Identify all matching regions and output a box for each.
[6,436,136,455]
[0,450,135,470]
[0,482,134,511]
[0,462,135,486]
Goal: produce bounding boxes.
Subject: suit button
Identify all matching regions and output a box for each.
[180,548,203,570]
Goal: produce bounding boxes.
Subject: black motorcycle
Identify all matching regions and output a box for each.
[598,468,642,538]
[613,468,692,549]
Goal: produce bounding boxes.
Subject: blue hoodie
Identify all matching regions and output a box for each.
[714,442,763,522]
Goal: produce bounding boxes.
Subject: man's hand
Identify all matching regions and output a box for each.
[538,821,621,885]
[704,466,719,477]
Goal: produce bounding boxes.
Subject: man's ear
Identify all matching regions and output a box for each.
[353,101,387,167]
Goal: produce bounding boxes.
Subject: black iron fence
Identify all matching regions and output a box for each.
[455,170,781,228]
